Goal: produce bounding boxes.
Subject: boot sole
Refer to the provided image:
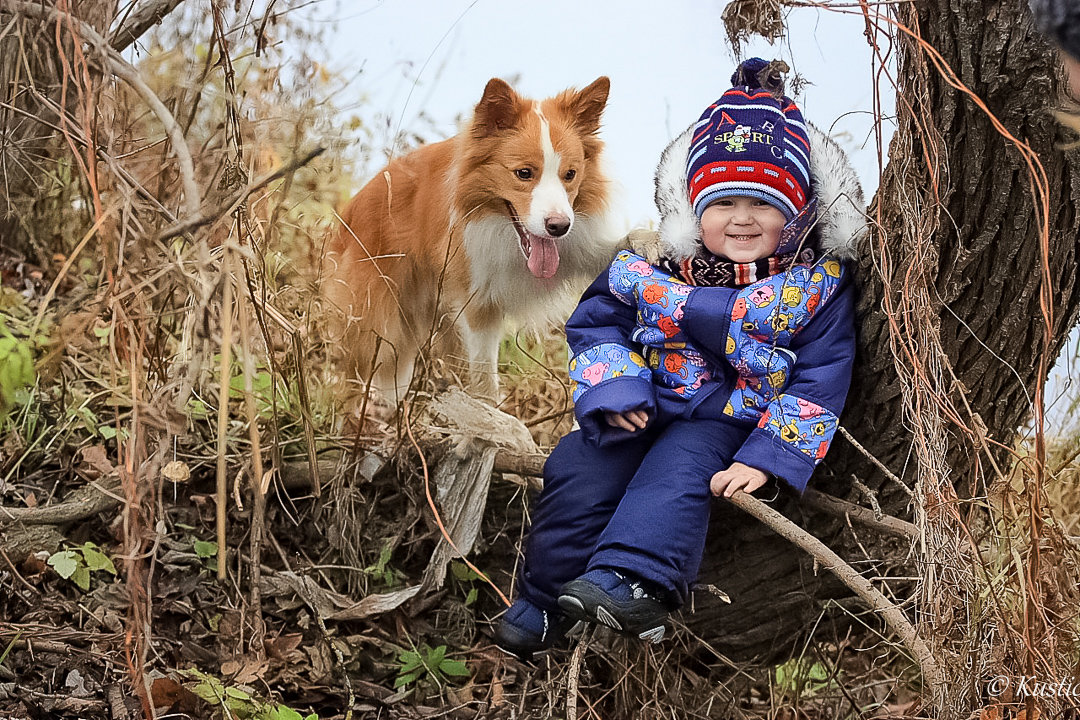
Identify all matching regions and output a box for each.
[493,619,586,662]
[557,582,667,643]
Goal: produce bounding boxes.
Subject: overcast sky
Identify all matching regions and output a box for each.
[321,0,897,227]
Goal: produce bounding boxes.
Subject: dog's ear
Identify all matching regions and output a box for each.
[472,78,526,138]
[568,76,610,135]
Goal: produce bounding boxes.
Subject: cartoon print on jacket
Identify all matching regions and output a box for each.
[603,250,848,469]
[606,251,844,408]
[757,395,838,461]
[568,342,651,402]
[565,119,864,493]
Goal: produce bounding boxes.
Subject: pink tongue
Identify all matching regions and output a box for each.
[527,236,560,279]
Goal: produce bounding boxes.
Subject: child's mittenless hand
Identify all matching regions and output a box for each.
[710,462,769,498]
[604,410,649,432]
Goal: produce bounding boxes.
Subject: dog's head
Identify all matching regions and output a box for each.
[454,76,610,279]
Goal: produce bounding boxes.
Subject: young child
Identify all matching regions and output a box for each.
[495,58,865,661]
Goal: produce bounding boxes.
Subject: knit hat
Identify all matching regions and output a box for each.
[686,58,811,222]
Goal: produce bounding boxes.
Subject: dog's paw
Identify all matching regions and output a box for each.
[620,228,663,265]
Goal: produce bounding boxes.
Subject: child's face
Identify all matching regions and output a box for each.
[700,196,786,262]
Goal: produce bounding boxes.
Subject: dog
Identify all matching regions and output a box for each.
[322,76,619,404]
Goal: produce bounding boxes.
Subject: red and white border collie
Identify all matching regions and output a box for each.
[323,77,619,402]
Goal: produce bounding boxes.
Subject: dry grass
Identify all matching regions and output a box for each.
[2,2,1080,720]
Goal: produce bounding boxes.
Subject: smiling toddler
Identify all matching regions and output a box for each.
[494,58,865,661]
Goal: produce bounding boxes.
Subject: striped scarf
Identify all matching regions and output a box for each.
[657,246,817,288]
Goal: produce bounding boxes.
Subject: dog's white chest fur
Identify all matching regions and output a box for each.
[461,214,618,332]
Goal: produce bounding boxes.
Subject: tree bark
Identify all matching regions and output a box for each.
[691,0,1079,666]
[0,0,118,259]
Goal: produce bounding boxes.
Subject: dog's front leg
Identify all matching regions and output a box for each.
[460,308,503,402]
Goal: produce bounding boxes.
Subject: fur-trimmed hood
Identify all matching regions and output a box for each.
[654,121,867,261]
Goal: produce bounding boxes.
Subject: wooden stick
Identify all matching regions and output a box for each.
[109,0,186,51]
[215,247,236,582]
[802,488,917,540]
[239,289,267,652]
[727,490,943,698]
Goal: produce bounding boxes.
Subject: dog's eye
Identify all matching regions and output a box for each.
[515,168,533,180]
[564,169,577,182]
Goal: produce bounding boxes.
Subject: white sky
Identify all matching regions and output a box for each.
[322,0,896,227]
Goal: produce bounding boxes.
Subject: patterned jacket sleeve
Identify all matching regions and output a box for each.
[731,273,856,493]
[566,267,656,446]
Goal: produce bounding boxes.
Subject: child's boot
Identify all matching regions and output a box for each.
[557,568,669,643]
[494,597,581,662]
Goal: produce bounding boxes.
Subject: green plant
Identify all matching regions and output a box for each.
[229,363,289,419]
[394,644,470,690]
[450,560,482,606]
[47,542,117,591]
[0,322,36,421]
[194,539,219,571]
[774,657,836,699]
[363,541,402,588]
[180,668,318,720]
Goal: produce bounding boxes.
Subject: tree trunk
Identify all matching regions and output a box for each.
[0,0,117,260]
[692,0,1079,668]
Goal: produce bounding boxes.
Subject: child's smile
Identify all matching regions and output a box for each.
[699,196,786,263]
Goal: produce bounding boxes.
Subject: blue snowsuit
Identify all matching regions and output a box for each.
[514,121,866,613]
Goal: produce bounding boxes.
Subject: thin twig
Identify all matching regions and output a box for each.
[837,424,913,497]
[158,146,325,241]
[108,0,186,52]
[803,488,917,540]
[0,0,201,215]
[566,626,593,720]
[239,287,267,654]
[216,246,236,582]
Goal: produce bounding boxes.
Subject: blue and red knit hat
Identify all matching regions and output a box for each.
[686,58,811,222]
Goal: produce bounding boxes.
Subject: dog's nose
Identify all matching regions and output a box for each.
[545,214,571,237]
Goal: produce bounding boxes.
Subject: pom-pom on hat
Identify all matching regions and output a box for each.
[686,57,812,222]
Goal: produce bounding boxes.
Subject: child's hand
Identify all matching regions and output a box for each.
[710,462,769,498]
[604,410,649,432]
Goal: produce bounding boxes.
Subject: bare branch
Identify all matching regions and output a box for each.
[109,0,186,52]
[727,490,944,701]
[156,146,326,242]
[803,488,918,540]
[0,0,200,216]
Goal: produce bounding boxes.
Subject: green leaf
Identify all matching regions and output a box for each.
[72,565,91,591]
[394,670,421,688]
[465,588,478,606]
[426,645,446,668]
[191,678,226,704]
[188,399,208,419]
[225,695,255,717]
[451,561,481,582]
[304,713,319,720]
[225,686,252,700]
[99,425,117,440]
[807,661,830,682]
[397,650,423,673]
[47,550,80,580]
[266,707,303,720]
[80,543,116,574]
[439,658,470,678]
[194,540,219,559]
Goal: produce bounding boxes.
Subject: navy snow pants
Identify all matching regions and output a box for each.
[517,418,752,611]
